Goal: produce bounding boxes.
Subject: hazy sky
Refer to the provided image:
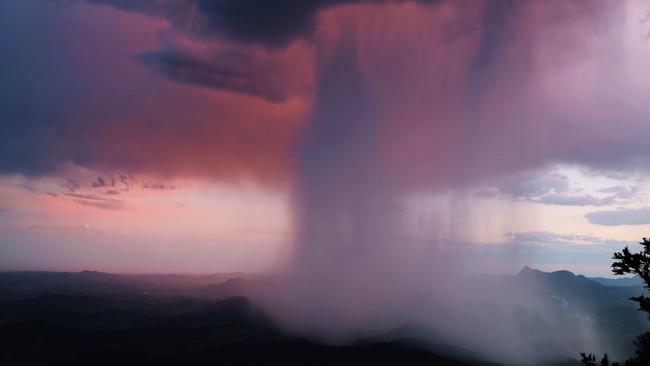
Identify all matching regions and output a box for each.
[1,0,650,276]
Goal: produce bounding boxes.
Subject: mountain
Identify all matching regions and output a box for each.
[0,270,261,299]
[589,276,644,287]
[514,266,643,309]
[508,266,648,360]
[0,270,137,297]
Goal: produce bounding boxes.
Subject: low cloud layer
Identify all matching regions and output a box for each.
[507,231,628,247]
[477,167,641,207]
[586,208,650,226]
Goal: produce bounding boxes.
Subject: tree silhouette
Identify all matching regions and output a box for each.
[580,352,596,366]
[580,238,650,365]
[610,237,650,365]
[612,238,650,318]
[580,352,613,366]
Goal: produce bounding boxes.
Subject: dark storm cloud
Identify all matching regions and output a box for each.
[87,0,439,99]
[87,0,440,46]
[89,0,320,43]
[139,48,290,102]
[85,0,346,46]
[194,0,331,46]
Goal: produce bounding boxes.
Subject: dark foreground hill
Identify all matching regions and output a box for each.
[0,293,496,366]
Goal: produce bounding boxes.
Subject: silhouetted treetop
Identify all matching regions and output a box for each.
[612,238,650,320]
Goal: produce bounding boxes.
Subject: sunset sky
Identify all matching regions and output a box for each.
[1,0,650,276]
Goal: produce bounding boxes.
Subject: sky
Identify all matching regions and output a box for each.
[1,0,650,276]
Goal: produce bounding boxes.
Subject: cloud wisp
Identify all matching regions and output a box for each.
[586,208,650,226]
[506,231,628,247]
[477,167,641,207]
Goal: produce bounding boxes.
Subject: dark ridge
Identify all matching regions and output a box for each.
[0,292,490,366]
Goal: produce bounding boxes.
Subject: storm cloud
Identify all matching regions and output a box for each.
[139,48,291,102]
[85,0,442,46]
[1,0,649,190]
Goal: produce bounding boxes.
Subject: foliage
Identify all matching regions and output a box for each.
[612,238,650,319]
[580,352,596,366]
[580,238,650,365]
[579,352,612,366]
[610,238,650,365]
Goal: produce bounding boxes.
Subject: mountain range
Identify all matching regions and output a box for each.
[0,268,647,365]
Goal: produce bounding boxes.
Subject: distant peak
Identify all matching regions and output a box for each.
[517,265,537,275]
